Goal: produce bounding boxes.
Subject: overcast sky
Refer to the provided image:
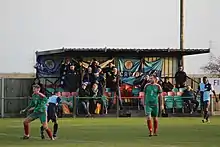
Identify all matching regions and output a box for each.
[0,0,219,74]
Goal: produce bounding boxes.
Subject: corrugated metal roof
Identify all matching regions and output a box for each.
[36,47,210,56]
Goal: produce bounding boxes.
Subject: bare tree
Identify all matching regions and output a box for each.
[201,55,220,74]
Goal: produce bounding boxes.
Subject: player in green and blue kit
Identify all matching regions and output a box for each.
[144,75,163,137]
[20,84,54,140]
[41,91,61,139]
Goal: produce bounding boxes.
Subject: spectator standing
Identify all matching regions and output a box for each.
[95,68,105,96]
[89,59,100,74]
[175,66,187,88]
[83,67,93,88]
[108,68,123,110]
[90,83,104,115]
[60,58,79,92]
[78,82,91,117]
[103,62,115,89]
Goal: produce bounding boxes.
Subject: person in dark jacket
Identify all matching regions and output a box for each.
[162,77,174,92]
[108,68,123,110]
[78,82,91,116]
[89,59,100,73]
[95,68,105,96]
[175,66,187,88]
[60,58,79,92]
[90,83,104,115]
[83,67,94,86]
[182,86,199,114]
[103,62,115,88]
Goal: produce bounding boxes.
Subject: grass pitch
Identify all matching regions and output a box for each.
[0,117,220,147]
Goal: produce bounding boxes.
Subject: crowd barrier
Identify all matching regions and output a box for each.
[0,95,216,118]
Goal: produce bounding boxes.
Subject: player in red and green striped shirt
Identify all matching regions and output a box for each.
[144,75,164,137]
[20,84,54,140]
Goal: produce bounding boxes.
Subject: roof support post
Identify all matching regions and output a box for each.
[180,0,184,66]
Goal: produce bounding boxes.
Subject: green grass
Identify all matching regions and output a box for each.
[0,117,220,147]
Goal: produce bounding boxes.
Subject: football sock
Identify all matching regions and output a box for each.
[153,119,158,134]
[24,122,29,136]
[45,128,53,138]
[147,119,153,133]
[203,110,208,119]
[40,126,44,134]
[205,111,209,120]
[53,123,58,135]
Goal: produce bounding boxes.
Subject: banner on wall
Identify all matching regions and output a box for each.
[118,58,141,85]
[200,78,220,93]
[118,58,163,86]
[143,59,163,77]
[35,56,63,77]
[118,58,141,78]
[81,58,114,69]
[36,56,115,77]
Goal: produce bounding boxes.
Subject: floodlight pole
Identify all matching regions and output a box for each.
[1,78,4,118]
[180,0,184,66]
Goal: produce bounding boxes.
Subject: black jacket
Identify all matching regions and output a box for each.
[175,71,187,84]
[78,87,90,101]
[162,82,173,92]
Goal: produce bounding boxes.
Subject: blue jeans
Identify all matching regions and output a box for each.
[81,101,90,115]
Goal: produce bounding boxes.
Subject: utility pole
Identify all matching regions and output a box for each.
[180,0,184,66]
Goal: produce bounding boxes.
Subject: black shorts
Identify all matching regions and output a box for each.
[203,100,210,110]
[47,103,57,122]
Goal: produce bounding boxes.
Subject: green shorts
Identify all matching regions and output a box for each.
[144,104,158,117]
[27,112,47,123]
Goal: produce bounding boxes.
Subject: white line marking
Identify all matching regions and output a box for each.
[0,133,7,135]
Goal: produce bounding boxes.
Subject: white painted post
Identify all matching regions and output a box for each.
[1,78,4,118]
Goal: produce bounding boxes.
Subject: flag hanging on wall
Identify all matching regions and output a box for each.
[35,55,63,77]
[118,58,141,85]
[143,59,163,77]
[118,58,163,86]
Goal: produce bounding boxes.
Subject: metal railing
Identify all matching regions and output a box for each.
[0,75,214,118]
[0,95,217,118]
